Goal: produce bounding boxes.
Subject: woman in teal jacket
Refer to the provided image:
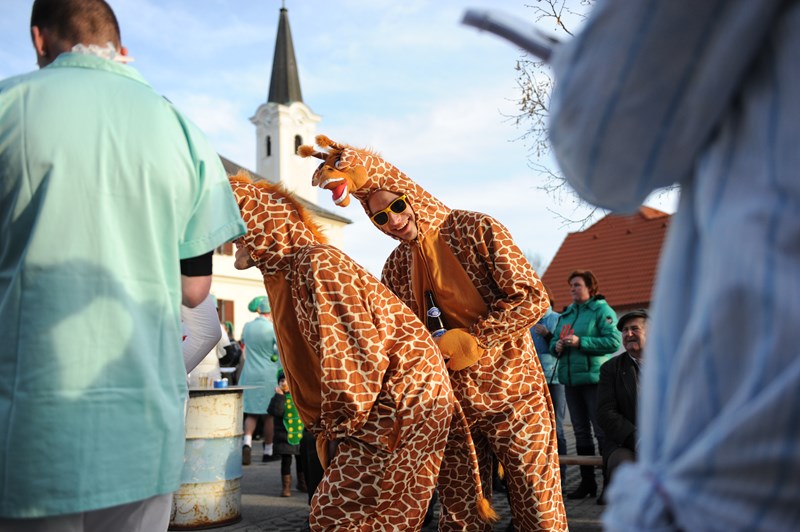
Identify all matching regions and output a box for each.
[550,270,621,500]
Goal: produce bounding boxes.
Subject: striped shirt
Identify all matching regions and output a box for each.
[549,0,800,530]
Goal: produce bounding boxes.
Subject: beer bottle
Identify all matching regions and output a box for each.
[425,291,447,339]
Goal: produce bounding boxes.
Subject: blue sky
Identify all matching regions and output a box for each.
[1,0,676,275]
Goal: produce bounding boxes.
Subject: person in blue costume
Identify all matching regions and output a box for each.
[549,1,800,529]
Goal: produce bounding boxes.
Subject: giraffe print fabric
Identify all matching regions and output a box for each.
[229,173,455,531]
[302,136,568,531]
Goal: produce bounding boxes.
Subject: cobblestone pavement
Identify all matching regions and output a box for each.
[181,423,604,532]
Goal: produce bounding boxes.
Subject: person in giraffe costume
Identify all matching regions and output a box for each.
[227,171,495,531]
[300,135,568,531]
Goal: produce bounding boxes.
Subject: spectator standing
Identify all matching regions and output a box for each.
[597,310,648,488]
[550,270,621,500]
[240,297,281,464]
[549,2,800,529]
[531,293,567,486]
[0,1,245,530]
[268,369,306,497]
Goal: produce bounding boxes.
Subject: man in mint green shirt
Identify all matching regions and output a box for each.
[0,0,245,530]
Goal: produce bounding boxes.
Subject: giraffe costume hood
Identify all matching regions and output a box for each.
[301,136,567,531]
[228,172,495,529]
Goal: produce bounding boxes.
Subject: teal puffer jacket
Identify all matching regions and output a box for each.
[550,296,621,386]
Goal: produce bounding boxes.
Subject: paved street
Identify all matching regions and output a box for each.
[181,421,604,532]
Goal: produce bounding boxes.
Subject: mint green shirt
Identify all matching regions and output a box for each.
[0,53,245,517]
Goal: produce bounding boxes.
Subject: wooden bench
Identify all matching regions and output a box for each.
[559,455,603,467]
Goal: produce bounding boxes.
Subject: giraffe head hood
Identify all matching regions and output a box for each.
[299,134,450,242]
[229,171,327,276]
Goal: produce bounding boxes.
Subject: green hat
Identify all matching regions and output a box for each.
[247,295,267,313]
[277,368,285,383]
[257,298,271,314]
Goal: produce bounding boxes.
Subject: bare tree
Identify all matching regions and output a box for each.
[524,251,546,273]
[512,0,600,228]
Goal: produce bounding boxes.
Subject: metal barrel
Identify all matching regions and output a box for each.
[169,387,244,530]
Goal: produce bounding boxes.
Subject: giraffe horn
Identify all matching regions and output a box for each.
[315,134,346,152]
[297,145,327,160]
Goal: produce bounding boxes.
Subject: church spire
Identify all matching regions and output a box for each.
[267,6,303,105]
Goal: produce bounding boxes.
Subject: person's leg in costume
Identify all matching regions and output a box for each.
[486,392,567,531]
[436,413,494,532]
[309,401,450,531]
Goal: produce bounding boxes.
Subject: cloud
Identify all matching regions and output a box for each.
[2,0,670,278]
[173,93,255,168]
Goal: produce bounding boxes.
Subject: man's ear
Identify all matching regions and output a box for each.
[31,26,48,63]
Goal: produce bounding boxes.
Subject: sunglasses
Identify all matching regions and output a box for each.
[370,195,408,226]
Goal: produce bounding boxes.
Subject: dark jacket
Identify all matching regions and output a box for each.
[267,393,300,456]
[597,353,639,464]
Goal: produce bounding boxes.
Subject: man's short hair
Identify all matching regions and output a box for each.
[617,309,649,331]
[31,0,121,49]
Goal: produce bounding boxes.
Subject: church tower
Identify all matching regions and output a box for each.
[250,6,321,204]
[211,4,350,343]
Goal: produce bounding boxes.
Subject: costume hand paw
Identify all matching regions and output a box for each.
[437,328,484,371]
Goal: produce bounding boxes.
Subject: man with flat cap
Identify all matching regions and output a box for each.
[597,309,648,490]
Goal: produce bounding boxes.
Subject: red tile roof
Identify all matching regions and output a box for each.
[541,206,671,312]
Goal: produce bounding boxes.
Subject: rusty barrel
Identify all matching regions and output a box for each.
[169,387,244,530]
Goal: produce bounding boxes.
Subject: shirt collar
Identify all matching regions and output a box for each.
[47,52,150,87]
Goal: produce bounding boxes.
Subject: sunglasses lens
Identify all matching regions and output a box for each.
[390,198,407,214]
[371,196,407,226]
[372,212,389,225]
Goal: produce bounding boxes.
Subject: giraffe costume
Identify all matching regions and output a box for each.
[228,172,492,531]
[301,136,568,531]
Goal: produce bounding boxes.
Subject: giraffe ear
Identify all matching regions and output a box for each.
[298,145,326,160]
[315,134,334,148]
[297,145,316,157]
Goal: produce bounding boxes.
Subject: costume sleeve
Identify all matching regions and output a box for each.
[541,311,559,346]
[548,0,783,212]
[175,114,245,258]
[380,246,418,314]
[597,359,636,448]
[467,214,549,350]
[579,304,622,355]
[301,249,389,442]
[181,294,223,373]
